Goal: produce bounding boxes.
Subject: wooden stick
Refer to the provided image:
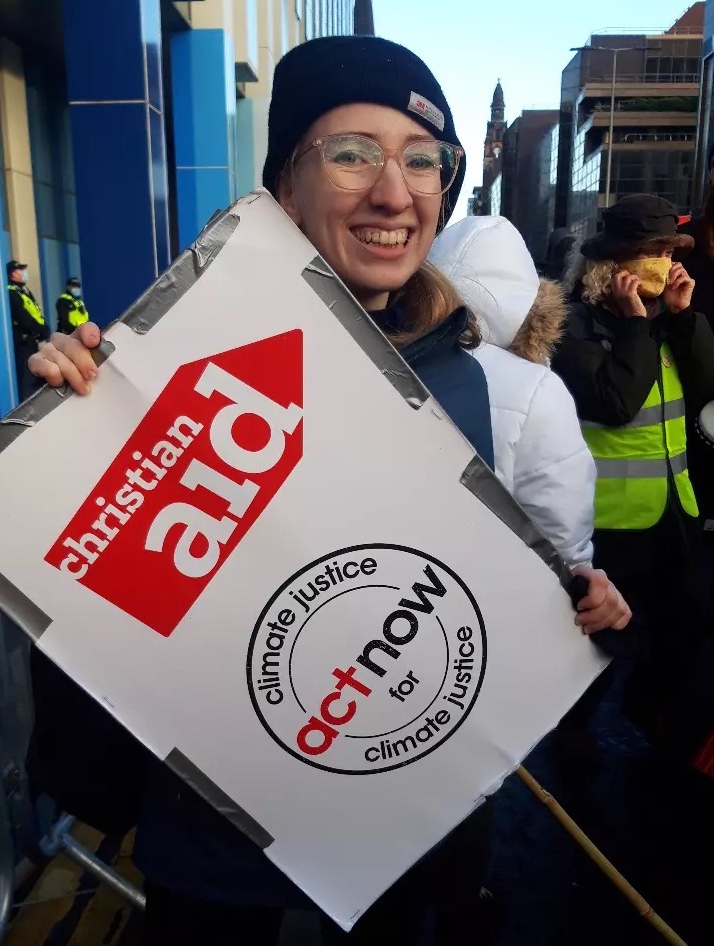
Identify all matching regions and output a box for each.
[516,765,689,946]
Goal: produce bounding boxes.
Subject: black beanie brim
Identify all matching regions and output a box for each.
[262,36,465,227]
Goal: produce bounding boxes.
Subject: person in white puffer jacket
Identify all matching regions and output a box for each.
[430,215,596,569]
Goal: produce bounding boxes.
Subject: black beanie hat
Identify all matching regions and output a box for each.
[262,36,465,227]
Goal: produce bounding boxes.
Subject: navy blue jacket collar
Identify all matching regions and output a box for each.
[366,301,469,365]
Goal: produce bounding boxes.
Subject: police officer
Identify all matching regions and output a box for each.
[56,277,89,335]
[6,260,49,401]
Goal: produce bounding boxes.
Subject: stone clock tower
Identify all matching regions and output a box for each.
[482,81,505,214]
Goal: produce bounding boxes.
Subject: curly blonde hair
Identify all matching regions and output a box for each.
[581,260,619,304]
[565,254,618,305]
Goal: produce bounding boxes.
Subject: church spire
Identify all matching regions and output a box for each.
[491,80,504,121]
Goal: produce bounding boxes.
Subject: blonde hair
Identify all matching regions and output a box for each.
[390,260,480,349]
[564,253,619,305]
[580,260,618,305]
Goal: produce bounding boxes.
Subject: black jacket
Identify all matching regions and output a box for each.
[551,300,714,523]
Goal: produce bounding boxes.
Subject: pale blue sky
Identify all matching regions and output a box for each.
[373,0,701,219]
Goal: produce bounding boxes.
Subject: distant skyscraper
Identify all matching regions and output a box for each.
[354,0,375,35]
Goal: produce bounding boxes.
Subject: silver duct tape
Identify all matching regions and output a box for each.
[0,572,51,642]
[0,206,242,453]
[165,748,274,850]
[121,209,241,336]
[301,256,428,409]
[460,458,573,591]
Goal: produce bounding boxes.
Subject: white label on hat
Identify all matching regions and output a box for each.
[408,92,445,132]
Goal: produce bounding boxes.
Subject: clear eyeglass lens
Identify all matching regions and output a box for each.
[320,135,458,195]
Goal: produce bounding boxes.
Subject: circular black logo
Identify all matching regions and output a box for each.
[247,544,487,774]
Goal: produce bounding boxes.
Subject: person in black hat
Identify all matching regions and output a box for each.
[26,34,630,946]
[56,277,89,335]
[552,194,714,764]
[6,259,49,401]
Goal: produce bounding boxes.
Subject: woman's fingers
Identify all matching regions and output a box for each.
[28,329,100,394]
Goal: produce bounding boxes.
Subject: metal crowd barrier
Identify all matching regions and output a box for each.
[0,616,144,943]
[38,814,145,913]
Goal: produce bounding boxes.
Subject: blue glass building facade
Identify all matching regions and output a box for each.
[0,0,370,416]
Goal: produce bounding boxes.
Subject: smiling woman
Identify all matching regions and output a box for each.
[26,34,495,946]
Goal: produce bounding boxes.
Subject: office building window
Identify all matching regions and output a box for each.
[491,175,502,216]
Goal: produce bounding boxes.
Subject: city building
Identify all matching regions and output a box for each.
[467,186,484,216]
[555,4,703,246]
[478,103,559,263]
[499,110,559,258]
[694,0,714,204]
[0,0,372,414]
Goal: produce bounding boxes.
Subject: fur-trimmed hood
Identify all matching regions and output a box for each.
[429,216,567,365]
[509,276,566,365]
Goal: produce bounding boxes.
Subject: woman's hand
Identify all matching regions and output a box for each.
[28,322,102,395]
[662,261,695,314]
[572,565,631,634]
[609,271,647,318]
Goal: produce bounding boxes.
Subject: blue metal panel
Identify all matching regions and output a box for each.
[150,106,171,273]
[236,97,255,198]
[70,103,157,326]
[0,232,17,414]
[64,0,170,327]
[64,242,82,283]
[171,28,233,250]
[171,30,229,167]
[142,0,164,111]
[38,238,66,331]
[175,168,232,249]
[62,0,146,103]
[0,121,17,412]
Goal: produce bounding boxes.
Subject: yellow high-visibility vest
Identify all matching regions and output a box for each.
[8,284,44,328]
[59,293,89,328]
[581,343,698,529]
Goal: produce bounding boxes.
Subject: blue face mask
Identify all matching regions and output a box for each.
[70,287,81,298]
[19,270,28,285]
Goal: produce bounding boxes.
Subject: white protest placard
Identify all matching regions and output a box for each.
[0,191,606,929]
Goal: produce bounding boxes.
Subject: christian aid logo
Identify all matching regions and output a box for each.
[247,545,487,774]
[45,331,303,636]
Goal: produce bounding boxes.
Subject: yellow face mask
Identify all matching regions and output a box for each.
[618,257,672,298]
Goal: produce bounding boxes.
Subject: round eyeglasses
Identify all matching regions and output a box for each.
[293,134,464,196]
